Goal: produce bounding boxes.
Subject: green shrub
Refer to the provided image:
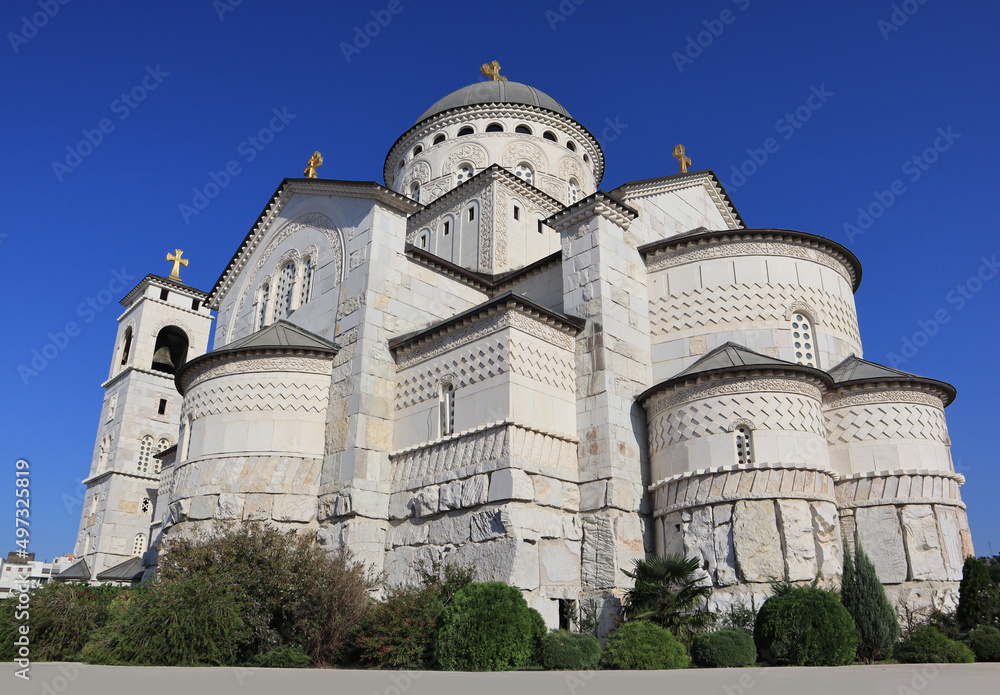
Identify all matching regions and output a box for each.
[0,583,129,662]
[895,625,974,664]
[621,555,713,642]
[252,645,312,668]
[957,556,1000,630]
[356,585,443,669]
[435,582,540,671]
[841,539,900,662]
[600,621,688,670]
[541,630,601,670]
[719,600,756,637]
[528,608,547,665]
[968,626,1000,662]
[691,628,757,668]
[753,586,858,666]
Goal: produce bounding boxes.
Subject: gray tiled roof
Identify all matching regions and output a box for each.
[54,558,90,581]
[222,320,338,353]
[670,342,797,381]
[95,556,145,582]
[828,355,956,405]
[417,81,570,123]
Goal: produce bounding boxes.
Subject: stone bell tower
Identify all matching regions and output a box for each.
[72,251,213,580]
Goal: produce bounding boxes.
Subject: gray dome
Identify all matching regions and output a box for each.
[416,81,570,123]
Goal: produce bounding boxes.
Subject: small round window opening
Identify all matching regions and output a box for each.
[735,426,754,465]
[792,313,817,367]
[456,165,474,183]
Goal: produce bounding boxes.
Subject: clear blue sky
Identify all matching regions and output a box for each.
[1,0,997,561]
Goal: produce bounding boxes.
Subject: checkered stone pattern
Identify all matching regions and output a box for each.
[649,392,827,455]
[826,402,949,445]
[649,282,862,346]
[183,380,329,418]
[396,337,509,409]
[507,334,575,391]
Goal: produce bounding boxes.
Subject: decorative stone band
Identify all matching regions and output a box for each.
[835,470,966,510]
[390,420,578,492]
[649,462,838,518]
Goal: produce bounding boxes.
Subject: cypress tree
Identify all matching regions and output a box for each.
[841,538,900,662]
[957,556,1000,629]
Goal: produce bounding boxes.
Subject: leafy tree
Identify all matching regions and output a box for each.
[957,556,1000,630]
[841,538,900,662]
[620,554,713,641]
[754,585,858,666]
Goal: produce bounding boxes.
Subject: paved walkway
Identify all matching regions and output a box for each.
[4,662,998,695]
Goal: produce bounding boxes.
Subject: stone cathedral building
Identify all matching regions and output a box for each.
[71,69,975,626]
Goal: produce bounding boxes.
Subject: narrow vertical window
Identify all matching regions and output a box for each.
[513,205,520,220]
[276,261,296,319]
[792,313,817,367]
[141,498,150,514]
[468,207,475,222]
[569,179,580,204]
[155,438,170,474]
[443,220,450,235]
[440,383,455,437]
[157,398,167,415]
[735,426,754,465]
[132,534,147,557]
[300,256,315,305]
[119,328,133,367]
[256,282,270,330]
[411,182,421,202]
[138,435,153,474]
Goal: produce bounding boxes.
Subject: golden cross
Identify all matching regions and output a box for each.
[480,60,507,82]
[304,151,324,178]
[166,249,188,282]
[672,144,692,174]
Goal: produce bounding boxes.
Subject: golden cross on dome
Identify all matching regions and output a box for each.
[480,60,507,82]
[304,151,324,178]
[672,144,692,174]
[166,249,188,282]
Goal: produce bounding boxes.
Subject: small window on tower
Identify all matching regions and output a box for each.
[468,207,476,222]
[513,205,520,220]
[735,426,754,465]
[440,382,455,437]
[141,498,150,514]
[419,234,428,250]
[543,131,558,142]
[433,134,446,145]
[791,313,818,368]
[458,126,474,137]
[157,399,167,415]
[443,221,450,236]
[160,288,169,301]
[192,299,200,311]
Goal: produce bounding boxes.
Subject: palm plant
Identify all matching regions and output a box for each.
[620,554,714,640]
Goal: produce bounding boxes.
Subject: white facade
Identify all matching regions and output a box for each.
[76,79,975,626]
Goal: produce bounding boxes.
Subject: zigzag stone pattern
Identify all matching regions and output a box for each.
[183,380,329,419]
[396,336,509,410]
[826,402,950,445]
[649,282,862,347]
[648,391,826,454]
[507,334,575,391]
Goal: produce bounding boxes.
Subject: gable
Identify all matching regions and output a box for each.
[613,170,744,239]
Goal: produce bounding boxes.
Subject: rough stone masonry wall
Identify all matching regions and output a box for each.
[652,463,843,613]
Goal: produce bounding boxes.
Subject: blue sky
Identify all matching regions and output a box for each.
[1,0,998,561]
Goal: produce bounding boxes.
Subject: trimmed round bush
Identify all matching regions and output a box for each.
[895,626,974,664]
[528,607,547,665]
[600,621,689,670]
[252,645,312,668]
[691,627,757,668]
[435,582,540,671]
[541,630,601,670]
[969,626,1000,662]
[754,587,858,666]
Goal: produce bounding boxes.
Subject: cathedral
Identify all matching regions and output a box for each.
[70,65,974,627]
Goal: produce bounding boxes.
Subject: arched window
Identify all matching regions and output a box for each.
[456,164,474,184]
[567,140,577,152]
[735,426,754,465]
[410,182,421,203]
[458,126,474,136]
[276,260,296,319]
[98,434,112,472]
[132,534,146,557]
[514,162,534,185]
[137,435,153,474]
[254,281,270,330]
[568,179,580,204]
[418,233,428,250]
[583,153,590,164]
[150,326,189,374]
[119,327,133,367]
[412,145,423,156]
[543,131,557,142]
[397,160,405,171]
[433,134,446,145]
[791,312,817,367]
[300,256,315,305]
[485,122,504,133]
[515,124,533,135]
[440,382,455,437]
[154,438,170,474]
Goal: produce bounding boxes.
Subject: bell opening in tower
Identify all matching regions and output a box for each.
[151,326,189,374]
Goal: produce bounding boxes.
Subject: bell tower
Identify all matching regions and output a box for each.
[73,256,213,580]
